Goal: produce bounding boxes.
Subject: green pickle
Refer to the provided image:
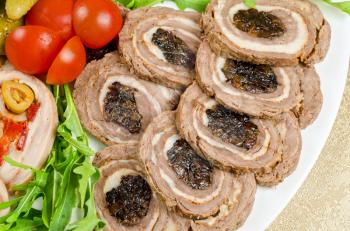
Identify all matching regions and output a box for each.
[0,0,23,55]
[5,0,38,20]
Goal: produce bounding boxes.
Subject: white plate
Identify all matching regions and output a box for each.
[88,1,350,230]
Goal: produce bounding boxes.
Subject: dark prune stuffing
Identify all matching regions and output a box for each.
[222,59,278,94]
[105,175,152,226]
[151,28,196,69]
[206,105,258,150]
[233,9,286,39]
[167,139,213,190]
[103,82,142,133]
[85,39,117,63]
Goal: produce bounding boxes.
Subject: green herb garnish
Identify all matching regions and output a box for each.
[0,85,104,231]
[114,0,350,15]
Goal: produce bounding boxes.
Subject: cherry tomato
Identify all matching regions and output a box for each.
[72,0,123,49]
[26,0,74,41]
[47,36,86,85]
[5,26,64,75]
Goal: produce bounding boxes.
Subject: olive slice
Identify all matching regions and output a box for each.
[1,80,35,114]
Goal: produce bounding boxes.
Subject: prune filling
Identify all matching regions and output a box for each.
[86,39,117,63]
[167,139,213,190]
[222,59,278,94]
[105,174,152,226]
[103,82,142,133]
[206,105,258,150]
[233,9,286,39]
[151,28,196,69]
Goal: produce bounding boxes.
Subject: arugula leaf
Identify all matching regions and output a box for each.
[3,156,36,171]
[69,170,104,231]
[2,85,102,230]
[61,85,86,141]
[6,186,41,223]
[57,126,94,156]
[244,0,256,8]
[174,0,210,12]
[49,159,77,231]
[323,0,350,15]
[73,160,96,208]
[0,197,23,211]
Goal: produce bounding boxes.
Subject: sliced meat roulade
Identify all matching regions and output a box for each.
[0,64,58,187]
[119,7,202,89]
[256,112,302,186]
[176,83,282,173]
[190,172,255,230]
[202,0,331,66]
[73,52,180,145]
[93,145,191,231]
[0,179,9,216]
[140,111,256,225]
[196,41,302,117]
[294,67,323,129]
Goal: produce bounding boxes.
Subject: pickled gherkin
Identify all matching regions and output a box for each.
[0,0,23,55]
[5,0,38,20]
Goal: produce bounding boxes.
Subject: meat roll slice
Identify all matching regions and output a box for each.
[0,179,9,216]
[256,112,302,186]
[202,0,331,66]
[0,65,58,187]
[93,145,191,231]
[140,111,256,223]
[196,41,302,117]
[190,172,255,230]
[119,7,201,89]
[294,67,323,129]
[176,83,282,173]
[73,52,180,145]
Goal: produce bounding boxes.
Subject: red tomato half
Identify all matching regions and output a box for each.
[5,26,64,75]
[73,0,123,49]
[26,0,75,41]
[47,36,86,85]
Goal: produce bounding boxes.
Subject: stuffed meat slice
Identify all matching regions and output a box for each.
[294,66,323,129]
[0,65,57,187]
[140,111,256,224]
[196,41,302,117]
[256,112,302,186]
[176,83,282,173]
[119,7,201,89]
[202,0,331,66]
[73,52,180,145]
[93,145,191,231]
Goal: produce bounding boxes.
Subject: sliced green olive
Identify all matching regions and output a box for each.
[1,80,35,114]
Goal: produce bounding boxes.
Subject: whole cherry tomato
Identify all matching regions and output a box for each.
[47,36,86,85]
[26,0,75,41]
[5,26,64,75]
[72,0,123,49]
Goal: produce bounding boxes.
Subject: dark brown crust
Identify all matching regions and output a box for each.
[202,0,331,66]
[119,7,201,89]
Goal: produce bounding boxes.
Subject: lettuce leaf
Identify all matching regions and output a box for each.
[323,0,350,15]
[0,85,102,230]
